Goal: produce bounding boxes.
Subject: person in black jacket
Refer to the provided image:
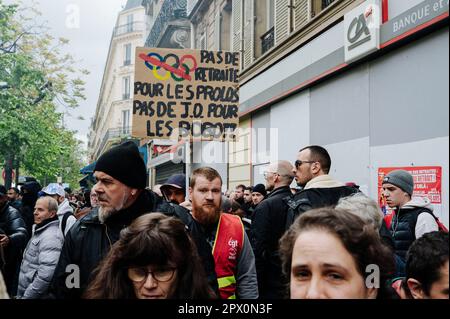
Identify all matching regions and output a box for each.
[251,161,295,299]
[19,181,42,236]
[49,142,164,299]
[285,145,359,229]
[0,185,28,296]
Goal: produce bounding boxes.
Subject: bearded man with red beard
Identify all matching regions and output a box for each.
[189,167,258,299]
[49,142,162,299]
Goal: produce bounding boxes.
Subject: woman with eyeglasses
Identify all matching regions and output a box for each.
[84,213,216,299]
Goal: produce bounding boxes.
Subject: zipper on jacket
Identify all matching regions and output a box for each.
[392,207,404,239]
[104,224,113,248]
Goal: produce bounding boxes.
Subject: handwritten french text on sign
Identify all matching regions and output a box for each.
[132,48,240,141]
[378,167,442,204]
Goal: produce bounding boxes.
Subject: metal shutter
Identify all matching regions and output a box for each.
[155,162,185,185]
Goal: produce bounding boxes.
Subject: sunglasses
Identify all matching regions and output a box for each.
[295,160,317,169]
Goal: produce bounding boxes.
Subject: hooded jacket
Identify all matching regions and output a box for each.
[57,198,76,236]
[390,197,438,260]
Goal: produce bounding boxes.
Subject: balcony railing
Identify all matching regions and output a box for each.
[114,21,145,37]
[96,127,132,159]
[261,27,275,55]
[146,0,187,47]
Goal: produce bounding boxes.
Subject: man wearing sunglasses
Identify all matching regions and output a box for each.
[285,145,358,230]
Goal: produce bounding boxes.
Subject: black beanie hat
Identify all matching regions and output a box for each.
[252,184,267,197]
[94,141,147,189]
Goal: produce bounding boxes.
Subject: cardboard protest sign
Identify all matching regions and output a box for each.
[132,48,240,141]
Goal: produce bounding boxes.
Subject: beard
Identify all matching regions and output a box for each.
[192,203,220,226]
[98,190,130,224]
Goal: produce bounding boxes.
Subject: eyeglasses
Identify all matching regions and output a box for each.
[127,267,176,283]
[263,171,278,179]
[295,160,317,169]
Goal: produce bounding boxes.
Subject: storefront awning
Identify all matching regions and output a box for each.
[80,162,96,175]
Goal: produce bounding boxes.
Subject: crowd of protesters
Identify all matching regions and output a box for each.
[0,142,448,300]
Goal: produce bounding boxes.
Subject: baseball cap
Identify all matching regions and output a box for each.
[161,174,186,192]
[42,183,66,197]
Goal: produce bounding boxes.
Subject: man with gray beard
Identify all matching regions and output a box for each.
[49,142,162,299]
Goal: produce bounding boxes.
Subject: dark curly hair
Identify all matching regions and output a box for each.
[84,213,216,299]
[279,207,395,299]
[404,231,449,296]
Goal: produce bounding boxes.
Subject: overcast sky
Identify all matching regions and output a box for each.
[6,0,129,150]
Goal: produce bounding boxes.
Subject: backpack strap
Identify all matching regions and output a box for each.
[61,211,74,237]
[283,195,313,231]
[407,207,440,238]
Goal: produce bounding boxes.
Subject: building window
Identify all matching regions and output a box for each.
[199,33,207,50]
[261,27,274,55]
[126,14,134,32]
[124,44,132,66]
[122,110,130,134]
[123,77,130,100]
[311,0,336,18]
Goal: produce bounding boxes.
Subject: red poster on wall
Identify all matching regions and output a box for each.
[378,166,442,217]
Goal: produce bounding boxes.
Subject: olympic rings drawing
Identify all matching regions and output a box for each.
[140,52,198,82]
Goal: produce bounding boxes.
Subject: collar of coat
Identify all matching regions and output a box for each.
[304,175,345,190]
[267,185,292,198]
[81,190,158,227]
[34,216,59,232]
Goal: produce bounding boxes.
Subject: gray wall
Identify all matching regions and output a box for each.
[250,27,449,225]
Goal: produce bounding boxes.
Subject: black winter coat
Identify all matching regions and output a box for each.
[251,186,292,299]
[390,207,431,261]
[49,190,162,299]
[0,203,28,295]
[285,186,359,229]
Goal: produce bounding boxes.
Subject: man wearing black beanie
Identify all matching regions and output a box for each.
[50,141,163,299]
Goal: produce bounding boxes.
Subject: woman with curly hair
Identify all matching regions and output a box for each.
[84,213,216,299]
[279,207,395,299]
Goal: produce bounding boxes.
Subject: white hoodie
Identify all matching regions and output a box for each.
[401,197,438,239]
[57,199,77,236]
